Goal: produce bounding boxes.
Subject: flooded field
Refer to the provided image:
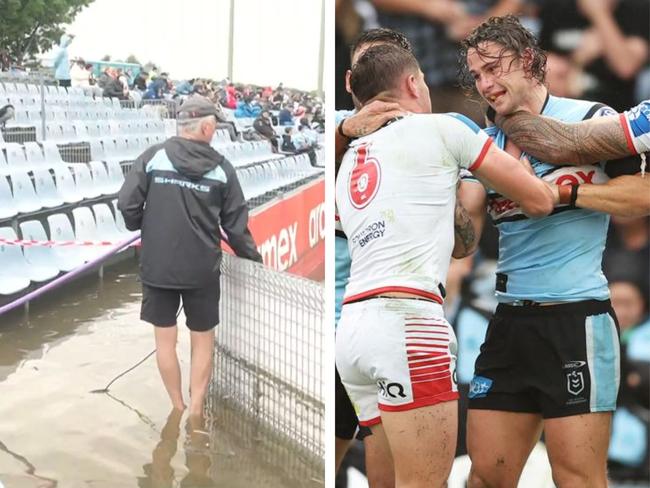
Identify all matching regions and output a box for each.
[0,258,321,487]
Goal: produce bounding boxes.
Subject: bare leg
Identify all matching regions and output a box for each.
[335,437,353,473]
[381,401,457,488]
[467,409,542,488]
[544,412,611,488]
[188,328,215,417]
[366,424,395,488]
[154,325,186,411]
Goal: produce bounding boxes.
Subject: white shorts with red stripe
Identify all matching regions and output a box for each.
[336,297,459,427]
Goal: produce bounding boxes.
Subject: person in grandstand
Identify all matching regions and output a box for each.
[336,42,555,488]
[457,15,641,488]
[53,34,74,88]
[118,96,262,418]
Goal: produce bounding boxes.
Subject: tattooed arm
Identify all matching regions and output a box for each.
[496,111,631,165]
[335,100,404,173]
[452,183,484,258]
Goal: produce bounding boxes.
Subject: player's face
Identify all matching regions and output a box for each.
[466,41,530,115]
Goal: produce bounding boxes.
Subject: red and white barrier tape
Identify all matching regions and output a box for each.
[0,238,140,247]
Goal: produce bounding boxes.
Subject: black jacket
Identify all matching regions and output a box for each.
[118,136,262,288]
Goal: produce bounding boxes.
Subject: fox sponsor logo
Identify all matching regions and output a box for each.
[351,220,386,248]
[377,380,407,399]
[543,165,608,187]
[257,222,298,271]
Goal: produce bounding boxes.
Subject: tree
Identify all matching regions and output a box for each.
[125,54,140,65]
[0,0,95,64]
[101,54,111,61]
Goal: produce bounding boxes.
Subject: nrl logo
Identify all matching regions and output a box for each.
[566,370,585,396]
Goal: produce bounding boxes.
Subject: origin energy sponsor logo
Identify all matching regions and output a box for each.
[351,220,386,248]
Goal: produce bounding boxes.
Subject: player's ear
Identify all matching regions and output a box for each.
[405,73,418,98]
[345,69,352,94]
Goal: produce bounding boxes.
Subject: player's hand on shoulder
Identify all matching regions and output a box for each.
[343,101,405,138]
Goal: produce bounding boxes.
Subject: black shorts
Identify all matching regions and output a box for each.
[141,283,220,332]
[468,300,620,418]
[335,368,371,441]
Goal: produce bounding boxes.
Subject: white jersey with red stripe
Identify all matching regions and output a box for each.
[335,112,492,304]
[621,100,650,154]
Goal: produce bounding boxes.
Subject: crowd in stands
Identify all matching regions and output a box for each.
[336,1,649,486]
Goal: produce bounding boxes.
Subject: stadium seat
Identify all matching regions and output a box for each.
[52,165,82,204]
[33,168,64,208]
[0,175,17,219]
[72,206,104,262]
[18,220,60,282]
[111,199,138,237]
[23,141,47,168]
[68,163,100,199]
[10,170,42,213]
[92,203,125,242]
[0,227,32,295]
[47,213,86,271]
[89,139,106,161]
[4,143,29,172]
[41,141,64,165]
[88,160,112,195]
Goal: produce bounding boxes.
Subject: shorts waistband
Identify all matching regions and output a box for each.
[496,299,612,317]
[346,295,438,305]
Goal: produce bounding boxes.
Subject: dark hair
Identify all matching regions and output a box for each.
[350,28,412,58]
[350,44,419,105]
[458,15,547,92]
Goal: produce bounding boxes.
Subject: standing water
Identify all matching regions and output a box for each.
[0,258,320,487]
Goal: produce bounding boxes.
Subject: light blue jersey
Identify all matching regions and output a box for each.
[486,95,614,303]
[335,110,354,325]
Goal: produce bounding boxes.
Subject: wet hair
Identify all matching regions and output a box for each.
[350,43,419,105]
[350,28,412,58]
[458,15,547,92]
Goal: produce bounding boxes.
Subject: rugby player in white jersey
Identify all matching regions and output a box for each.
[335,43,555,488]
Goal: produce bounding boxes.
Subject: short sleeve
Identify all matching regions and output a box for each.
[440,113,493,171]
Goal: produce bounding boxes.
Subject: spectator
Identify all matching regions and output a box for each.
[97,67,111,89]
[281,127,297,152]
[53,34,74,88]
[234,96,262,118]
[143,72,169,100]
[103,68,128,100]
[70,59,90,87]
[253,110,278,151]
[117,68,130,99]
[225,83,237,109]
[536,0,649,111]
[85,63,96,86]
[133,70,149,91]
[117,96,262,417]
[278,104,293,126]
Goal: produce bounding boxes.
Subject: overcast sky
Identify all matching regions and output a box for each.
[51,0,323,90]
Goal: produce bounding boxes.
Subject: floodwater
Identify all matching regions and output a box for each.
[0,257,322,488]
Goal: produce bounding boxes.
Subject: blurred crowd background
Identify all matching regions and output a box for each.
[336,0,649,486]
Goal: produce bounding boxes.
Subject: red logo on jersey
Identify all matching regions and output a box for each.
[348,143,381,209]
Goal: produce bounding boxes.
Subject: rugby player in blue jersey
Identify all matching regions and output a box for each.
[458,15,642,488]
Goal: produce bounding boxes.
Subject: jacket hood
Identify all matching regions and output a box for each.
[60,34,72,47]
[163,136,225,180]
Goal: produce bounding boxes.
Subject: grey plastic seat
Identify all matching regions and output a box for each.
[9,170,42,213]
[46,213,85,271]
[33,168,64,208]
[92,203,124,243]
[18,220,60,281]
[23,141,47,168]
[52,165,82,204]
[0,227,32,294]
[105,159,125,194]
[88,161,111,195]
[41,141,64,165]
[72,207,104,262]
[4,143,29,172]
[68,163,100,199]
[0,175,17,219]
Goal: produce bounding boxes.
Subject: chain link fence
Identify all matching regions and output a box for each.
[208,253,324,485]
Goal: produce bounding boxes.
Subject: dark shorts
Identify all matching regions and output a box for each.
[335,368,371,441]
[468,300,620,418]
[141,283,220,332]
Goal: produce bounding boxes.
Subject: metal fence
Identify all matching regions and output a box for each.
[208,253,324,484]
